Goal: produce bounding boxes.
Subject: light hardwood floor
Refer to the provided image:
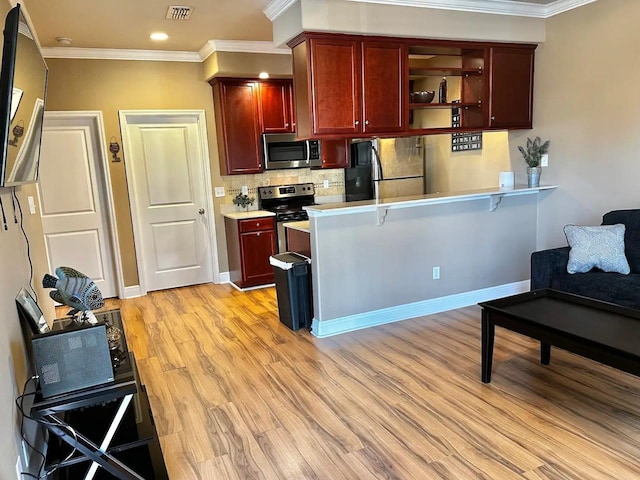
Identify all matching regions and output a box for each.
[101,283,640,479]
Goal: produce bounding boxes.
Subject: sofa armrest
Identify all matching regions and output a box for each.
[530,246,570,290]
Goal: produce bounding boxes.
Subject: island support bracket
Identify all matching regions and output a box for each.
[489,194,503,212]
[376,206,389,226]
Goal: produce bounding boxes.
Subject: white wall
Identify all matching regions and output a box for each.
[273,0,545,46]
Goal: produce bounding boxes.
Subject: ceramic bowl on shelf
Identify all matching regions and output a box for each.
[410,90,435,103]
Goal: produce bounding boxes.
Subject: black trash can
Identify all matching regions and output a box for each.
[269,252,312,330]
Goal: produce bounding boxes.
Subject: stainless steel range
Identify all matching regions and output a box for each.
[258,183,315,253]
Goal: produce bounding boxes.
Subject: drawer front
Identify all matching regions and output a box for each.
[239,217,274,233]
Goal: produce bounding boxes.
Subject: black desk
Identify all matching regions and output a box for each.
[30,310,168,480]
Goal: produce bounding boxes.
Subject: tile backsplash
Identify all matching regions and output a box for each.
[219,168,345,209]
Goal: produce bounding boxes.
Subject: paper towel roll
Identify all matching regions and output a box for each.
[499,171,515,188]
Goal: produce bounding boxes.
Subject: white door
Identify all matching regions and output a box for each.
[119,110,216,293]
[38,112,120,299]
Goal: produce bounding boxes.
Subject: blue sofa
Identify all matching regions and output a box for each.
[530,209,640,310]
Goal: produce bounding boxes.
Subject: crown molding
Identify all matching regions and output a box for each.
[263,0,298,21]
[344,0,597,18]
[41,47,201,62]
[199,40,290,61]
[544,0,597,17]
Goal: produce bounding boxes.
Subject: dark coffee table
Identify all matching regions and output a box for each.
[479,289,640,383]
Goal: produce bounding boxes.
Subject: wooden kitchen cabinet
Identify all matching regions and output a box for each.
[211,78,296,175]
[290,33,405,138]
[320,138,349,169]
[225,216,277,288]
[259,80,295,133]
[487,46,536,129]
[212,79,263,175]
[290,32,538,137]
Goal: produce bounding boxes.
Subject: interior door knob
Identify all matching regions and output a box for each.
[198,208,205,215]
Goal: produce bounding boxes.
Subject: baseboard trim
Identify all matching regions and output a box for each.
[217,272,231,284]
[311,280,530,338]
[122,285,142,299]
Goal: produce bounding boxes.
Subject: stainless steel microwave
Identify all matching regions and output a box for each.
[262,134,322,170]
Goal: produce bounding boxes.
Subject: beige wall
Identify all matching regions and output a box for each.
[514,0,640,249]
[44,58,225,284]
[425,131,513,193]
[203,51,292,81]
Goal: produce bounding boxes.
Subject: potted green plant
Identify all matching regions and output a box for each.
[518,136,550,187]
[232,192,255,211]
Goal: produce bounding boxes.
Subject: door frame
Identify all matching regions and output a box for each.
[118,109,219,295]
[40,111,125,298]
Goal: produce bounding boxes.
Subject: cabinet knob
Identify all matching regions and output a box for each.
[257,232,260,236]
[491,116,496,121]
[285,123,289,127]
[256,222,260,226]
[365,120,369,125]
[355,120,360,126]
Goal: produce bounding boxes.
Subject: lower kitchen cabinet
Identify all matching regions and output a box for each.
[225,215,277,288]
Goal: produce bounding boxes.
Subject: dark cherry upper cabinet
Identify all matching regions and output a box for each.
[259,80,295,133]
[307,36,361,136]
[361,41,405,134]
[212,79,263,175]
[487,46,536,130]
[290,33,405,138]
[320,139,349,169]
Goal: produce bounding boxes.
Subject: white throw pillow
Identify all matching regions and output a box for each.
[564,224,630,274]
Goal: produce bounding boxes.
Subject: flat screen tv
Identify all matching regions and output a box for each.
[0,4,48,187]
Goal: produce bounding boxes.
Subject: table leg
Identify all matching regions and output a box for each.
[481,309,495,383]
[541,342,551,365]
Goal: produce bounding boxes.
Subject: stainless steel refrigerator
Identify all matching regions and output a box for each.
[346,137,425,201]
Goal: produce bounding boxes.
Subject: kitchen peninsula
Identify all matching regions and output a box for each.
[304,185,556,337]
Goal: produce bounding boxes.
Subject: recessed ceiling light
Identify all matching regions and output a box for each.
[259,72,269,79]
[150,32,169,41]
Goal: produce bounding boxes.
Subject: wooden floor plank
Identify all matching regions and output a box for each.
[99,284,640,479]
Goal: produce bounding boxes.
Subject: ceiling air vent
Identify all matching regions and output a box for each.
[166,5,193,20]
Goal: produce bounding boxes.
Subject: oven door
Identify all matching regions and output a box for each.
[262,134,312,170]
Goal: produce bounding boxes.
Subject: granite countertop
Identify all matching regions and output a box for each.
[222,210,276,220]
[282,220,310,233]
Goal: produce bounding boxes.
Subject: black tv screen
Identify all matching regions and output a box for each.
[0,4,48,187]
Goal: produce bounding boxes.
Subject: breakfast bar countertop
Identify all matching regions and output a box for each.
[282,220,310,233]
[304,185,557,218]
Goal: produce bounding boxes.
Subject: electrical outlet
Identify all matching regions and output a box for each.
[15,456,22,480]
[214,187,225,197]
[540,154,549,167]
[433,266,440,280]
[241,185,248,195]
[323,180,329,188]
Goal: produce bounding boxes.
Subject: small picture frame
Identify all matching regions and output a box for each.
[15,287,50,334]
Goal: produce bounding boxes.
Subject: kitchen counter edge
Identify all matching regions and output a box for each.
[222,210,276,220]
[304,185,557,217]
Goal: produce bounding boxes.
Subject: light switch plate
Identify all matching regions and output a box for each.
[214,187,225,197]
[540,154,549,167]
[323,180,329,188]
[27,196,36,214]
